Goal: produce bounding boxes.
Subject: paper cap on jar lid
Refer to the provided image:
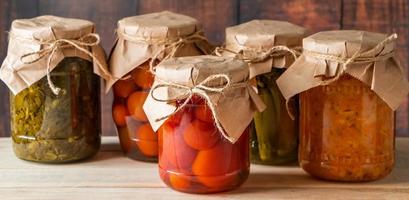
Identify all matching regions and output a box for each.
[0,15,108,95]
[226,20,306,49]
[143,55,266,143]
[303,30,395,58]
[277,30,409,111]
[106,11,212,93]
[10,15,95,40]
[117,11,201,40]
[224,20,307,77]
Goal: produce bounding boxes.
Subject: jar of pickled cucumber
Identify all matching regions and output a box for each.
[277,30,409,181]
[0,16,110,163]
[143,55,265,193]
[224,20,307,165]
[107,11,212,162]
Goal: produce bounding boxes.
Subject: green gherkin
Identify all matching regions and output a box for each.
[253,82,278,161]
[251,69,298,165]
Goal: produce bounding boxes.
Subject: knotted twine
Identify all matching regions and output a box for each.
[117,29,210,75]
[303,33,398,85]
[214,45,301,65]
[150,74,248,143]
[12,33,111,95]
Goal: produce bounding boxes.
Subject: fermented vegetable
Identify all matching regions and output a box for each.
[11,57,101,163]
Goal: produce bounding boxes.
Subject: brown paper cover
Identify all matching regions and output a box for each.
[143,55,266,143]
[277,30,409,110]
[225,20,307,78]
[106,11,212,92]
[0,15,109,95]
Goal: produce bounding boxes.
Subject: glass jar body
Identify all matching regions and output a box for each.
[251,69,298,165]
[112,63,157,162]
[10,57,101,163]
[158,98,250,193]
[299,75,395,181]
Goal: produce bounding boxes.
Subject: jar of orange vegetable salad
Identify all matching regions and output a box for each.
[143,55,265,193]
[277,30,409,181]
[223,20,307,165]
[106,11,212,162]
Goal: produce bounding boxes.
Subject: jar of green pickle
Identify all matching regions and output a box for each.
[222,20,307,165]
[0,16,110,163]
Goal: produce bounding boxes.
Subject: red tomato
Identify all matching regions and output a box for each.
[136,140,158,157]
[192,142,233,176]
[159,112,197,173]
[192,142,237,188]
[135,123,158,157]
[131,63,154,90]
[136,123,157,141]
[194,105,214,123]
[113,79,136,98]
[169,174,191,191]
[127,91,148,121]
[117,127,132,153]
[183,120,219,150]
[112,104,128,126]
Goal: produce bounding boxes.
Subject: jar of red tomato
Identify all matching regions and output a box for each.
[107,11,212,161]
[277,30,409,181]
[143,55,265,193]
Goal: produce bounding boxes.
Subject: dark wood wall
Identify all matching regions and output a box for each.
[0,0,408,137]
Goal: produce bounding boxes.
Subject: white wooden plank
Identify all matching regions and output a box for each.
[0,137,408,200]
[1,187,408,200]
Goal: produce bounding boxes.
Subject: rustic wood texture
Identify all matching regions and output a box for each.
[0,0,408,137]
[239,0,341,31]
[0,136,409,199]
[137,0,238,45]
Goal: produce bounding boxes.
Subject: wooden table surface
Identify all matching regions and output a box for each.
[0,137,408,200]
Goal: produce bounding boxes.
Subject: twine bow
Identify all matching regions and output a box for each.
[214,45,301,63]
[151,74,247,142]
[17,33,111,95]
[303,33,398,84]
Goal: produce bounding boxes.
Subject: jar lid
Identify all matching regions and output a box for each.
[143,55,266,143]
[117,11,201,40]
[10,15,95,40]
[303,30,393,58]
[226,20,306,50]
[277,30,409,112]
[106,11,212,93]
[224,20,307,77]
[0,15,108,95]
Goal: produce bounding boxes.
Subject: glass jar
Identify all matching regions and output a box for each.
[112,61,157,161]
[10,57,101,163]
[158,97,250,193]
[251,68,298,165]
[299,75,394,181]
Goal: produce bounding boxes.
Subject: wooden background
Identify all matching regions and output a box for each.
[0,0,408,137]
